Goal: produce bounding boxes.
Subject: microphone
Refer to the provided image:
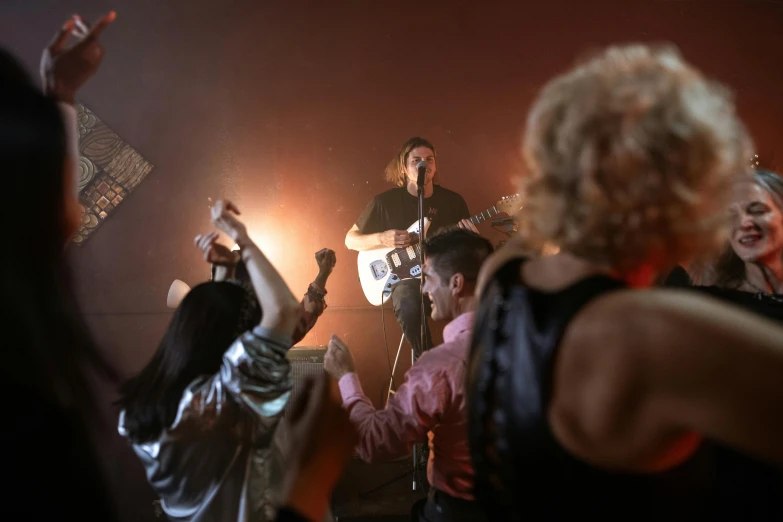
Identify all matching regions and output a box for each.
[416,160,427,187]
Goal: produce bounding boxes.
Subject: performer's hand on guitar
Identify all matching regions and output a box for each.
[458,218,479,234]
[324,335,356,380]
[194,232,240,266]
[40,12,116,104]
[380,229,411,249]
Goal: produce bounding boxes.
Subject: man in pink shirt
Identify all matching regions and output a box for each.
[325,228,493,522]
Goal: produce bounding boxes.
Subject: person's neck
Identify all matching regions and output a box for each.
[743,258,783,293]
[448,295,478,320]
[406,180,433,198]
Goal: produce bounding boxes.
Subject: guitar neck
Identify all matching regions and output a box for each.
[468,204,502,226]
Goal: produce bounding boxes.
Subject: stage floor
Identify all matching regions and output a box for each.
[332,455,427,522]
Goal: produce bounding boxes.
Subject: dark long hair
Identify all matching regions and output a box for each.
[117,281,261,442]
[711,169,783,288]
[0,48,113,410]
[1,47,118,520]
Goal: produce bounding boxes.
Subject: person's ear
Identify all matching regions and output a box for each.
[450,273,465,296]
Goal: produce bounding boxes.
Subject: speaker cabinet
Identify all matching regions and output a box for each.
[285,346,326,418]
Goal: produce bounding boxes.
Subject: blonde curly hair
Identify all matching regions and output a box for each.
[519,44,753,273]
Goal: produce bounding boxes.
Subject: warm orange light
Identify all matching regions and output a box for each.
[230,229,287,271]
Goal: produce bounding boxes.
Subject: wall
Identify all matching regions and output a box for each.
[2,0,782,519]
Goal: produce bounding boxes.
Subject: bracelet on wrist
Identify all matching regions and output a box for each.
[308,283,327,296]
[306,284,327,308]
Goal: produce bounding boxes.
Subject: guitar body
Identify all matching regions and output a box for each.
[355,192,521,306]
[357,218,430,306]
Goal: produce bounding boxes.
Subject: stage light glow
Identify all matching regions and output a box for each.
[249,229,285,265]
[230,228,286,267]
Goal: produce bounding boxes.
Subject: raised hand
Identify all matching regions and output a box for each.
[194,232,239,266]
[209,200,248,243]
[324,335,355,380]
[40,12,116,104]
[380,229,411,249]
[315,248,336,276]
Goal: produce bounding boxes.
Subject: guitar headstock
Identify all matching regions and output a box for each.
[495,194,522,215]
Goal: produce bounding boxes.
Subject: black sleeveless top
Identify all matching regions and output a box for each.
[692,285,783,521]
[467,258,724,521]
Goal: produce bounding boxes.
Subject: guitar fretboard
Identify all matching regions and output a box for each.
[468,205,502,225]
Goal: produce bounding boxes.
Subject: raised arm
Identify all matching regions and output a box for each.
[210,200,300,337]
[550,288,783,472]
[292,249,335,345]
[39,12,115,219]
[194,231,240,281]
[324,335,438,462]
[40,12,116,105]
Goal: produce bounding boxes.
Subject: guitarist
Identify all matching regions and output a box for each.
[345,136,477,357]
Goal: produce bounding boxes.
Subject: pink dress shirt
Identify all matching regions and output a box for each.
[338,311,477,500]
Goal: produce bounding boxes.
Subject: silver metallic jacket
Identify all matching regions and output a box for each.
[119,327,293,522]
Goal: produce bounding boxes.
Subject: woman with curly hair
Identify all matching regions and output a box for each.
[467,44,783,521]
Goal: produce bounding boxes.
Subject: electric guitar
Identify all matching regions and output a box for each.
[357,194,522,305]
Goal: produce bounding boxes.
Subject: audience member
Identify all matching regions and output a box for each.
[468,43,783,521]
[325,229,493,522]
[1,12,118,521]
[118,200,302,522]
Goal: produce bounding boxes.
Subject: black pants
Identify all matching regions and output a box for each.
[391,278,433,359]
[412,489,487,522]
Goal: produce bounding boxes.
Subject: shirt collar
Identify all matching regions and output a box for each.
[443,311,475,343]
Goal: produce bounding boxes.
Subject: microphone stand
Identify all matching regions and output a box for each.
[414,171,425,491]
[360,171,428,499]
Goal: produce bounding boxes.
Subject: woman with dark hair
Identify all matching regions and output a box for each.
[468,44,783,521]
[1,13,117,521]
[199,233,336,346]
[118,200,304,522]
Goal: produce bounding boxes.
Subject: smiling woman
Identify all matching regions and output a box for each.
[675,170,783,520]
[710,170,783,292]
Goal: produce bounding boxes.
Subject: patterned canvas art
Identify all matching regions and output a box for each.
[72,103,154,245]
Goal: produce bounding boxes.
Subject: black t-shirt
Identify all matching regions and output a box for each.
[355,185,470,236]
